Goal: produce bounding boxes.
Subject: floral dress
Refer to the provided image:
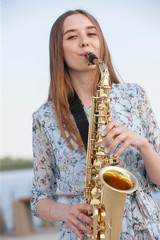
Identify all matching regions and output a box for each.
[31,83,160,240]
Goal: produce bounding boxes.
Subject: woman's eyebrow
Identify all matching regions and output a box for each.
[87,26,96,30]
[64,29,77,35]
[63,26,96,35]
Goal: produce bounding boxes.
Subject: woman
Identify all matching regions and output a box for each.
[31,9,160,240]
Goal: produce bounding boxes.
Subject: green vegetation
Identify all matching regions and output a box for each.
[0,157,33,171]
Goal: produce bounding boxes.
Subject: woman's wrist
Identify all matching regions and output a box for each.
[137,137,149,154]
[49,202,71,222]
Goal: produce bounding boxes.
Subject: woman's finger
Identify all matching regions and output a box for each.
[113,140,130,157]
[66,204,93,239]
[67,220,84,240]
[69,204,93,221]
[72,214,92,235]
[67,213,92,237]
[78,212,93,226]
[76,204,93,213]
[106,133,126,152]
[102,126,123,146]
[103,120,119,133]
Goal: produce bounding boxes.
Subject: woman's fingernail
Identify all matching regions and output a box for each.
[105,148,108,153]
[101,143,105,148]
[101,131,105,137]
[101,125,106,130]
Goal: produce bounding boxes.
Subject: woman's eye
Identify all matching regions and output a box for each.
[67,35,77,40]
[88,33,96,36]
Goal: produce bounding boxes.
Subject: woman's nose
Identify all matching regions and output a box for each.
[81,43,89,47]
[80,35,89,47]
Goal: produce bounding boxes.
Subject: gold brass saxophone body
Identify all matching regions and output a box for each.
[83,54,138,240]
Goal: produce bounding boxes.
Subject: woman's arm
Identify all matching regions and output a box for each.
[36,199,93,240]
[36,199,69,223]
[137,139,160,185]
[32,111,93,240]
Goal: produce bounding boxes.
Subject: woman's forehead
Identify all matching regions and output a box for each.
[63,13,95,32]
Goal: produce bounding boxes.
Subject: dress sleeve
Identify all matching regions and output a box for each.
[137,85,160,154]
[137,85,160,189]
[31,112,58,217]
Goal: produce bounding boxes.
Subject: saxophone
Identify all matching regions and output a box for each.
[83,54,138,240]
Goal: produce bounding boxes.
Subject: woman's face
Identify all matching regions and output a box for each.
[62,14,100,73]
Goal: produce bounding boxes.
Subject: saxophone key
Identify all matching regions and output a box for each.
[91,187,101,199]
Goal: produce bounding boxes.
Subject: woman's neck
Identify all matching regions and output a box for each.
[69,69,97,108]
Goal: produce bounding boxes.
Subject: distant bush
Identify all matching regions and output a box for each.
[0,157,33,171]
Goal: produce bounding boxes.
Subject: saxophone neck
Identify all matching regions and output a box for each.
[97,63,111,90]
[86,53,111,89]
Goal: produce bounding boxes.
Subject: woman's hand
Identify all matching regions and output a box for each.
[101,120,147,156]
[64,203,93,240]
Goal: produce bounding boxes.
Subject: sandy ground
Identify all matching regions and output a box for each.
[0,226,60,240]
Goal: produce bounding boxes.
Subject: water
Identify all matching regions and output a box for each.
[0,168,42,230]
[0,169,160,231]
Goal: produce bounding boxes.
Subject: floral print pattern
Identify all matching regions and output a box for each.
[31,83,160,239]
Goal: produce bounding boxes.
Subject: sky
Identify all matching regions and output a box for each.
[1,0,160,159]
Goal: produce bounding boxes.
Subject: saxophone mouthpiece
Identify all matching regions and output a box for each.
[86,53,98,65]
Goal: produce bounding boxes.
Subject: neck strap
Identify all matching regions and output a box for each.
[69,92,89,150]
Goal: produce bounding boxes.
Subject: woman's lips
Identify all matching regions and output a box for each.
[80,52,93,59]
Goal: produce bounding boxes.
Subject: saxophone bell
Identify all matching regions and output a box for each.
[97,166,138,240]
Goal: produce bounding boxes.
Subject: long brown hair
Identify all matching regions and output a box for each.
[48,9,120,150]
